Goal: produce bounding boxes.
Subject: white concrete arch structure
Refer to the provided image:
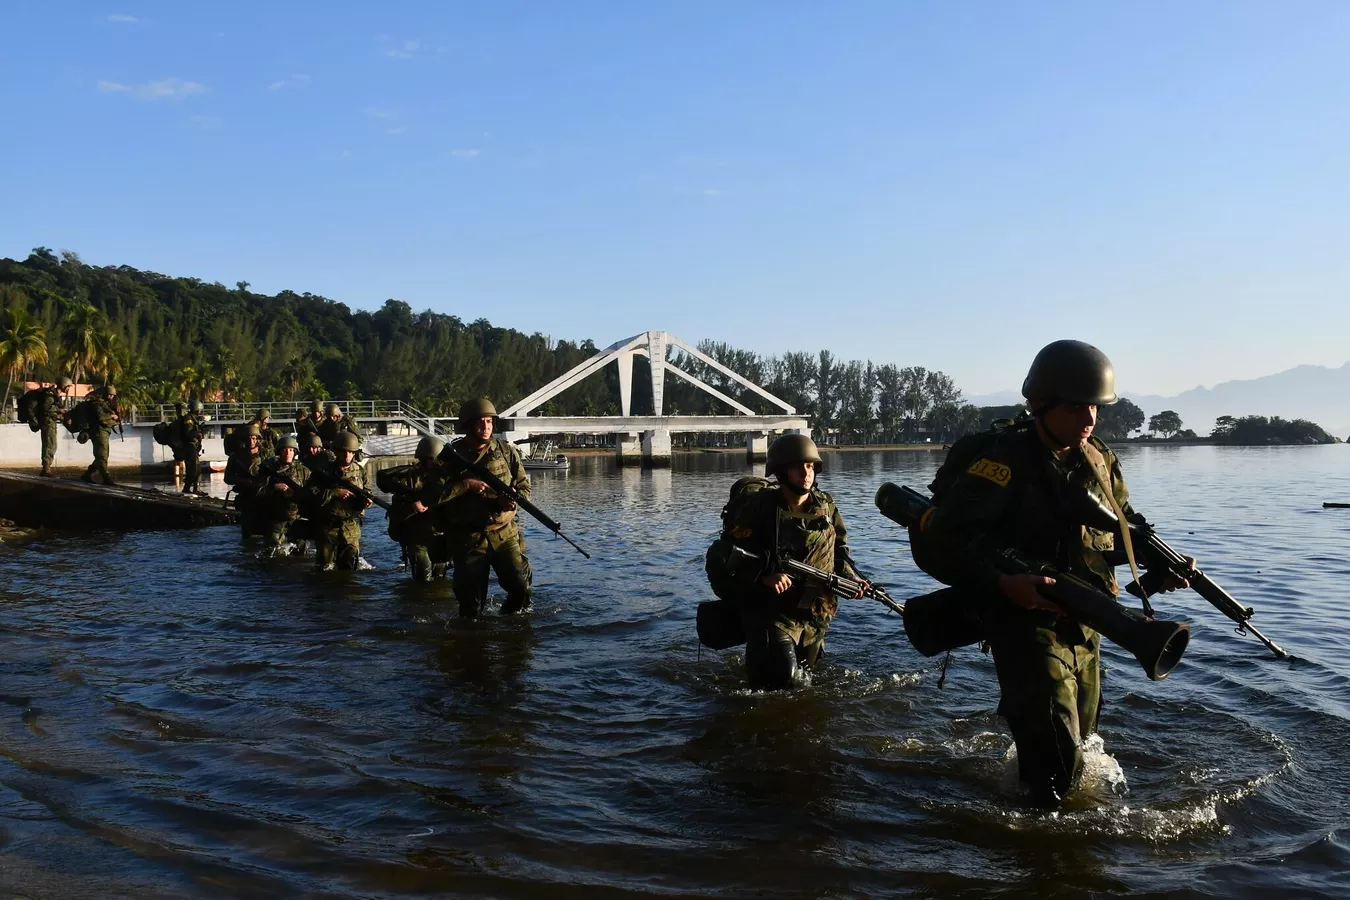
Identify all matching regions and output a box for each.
[499,331,808,466]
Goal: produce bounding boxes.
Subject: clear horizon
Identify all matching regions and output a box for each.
[3,2,1348,397]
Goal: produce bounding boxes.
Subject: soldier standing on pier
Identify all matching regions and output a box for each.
[175,401,204,494]
[35,376,71,476]
[76,385,120,486]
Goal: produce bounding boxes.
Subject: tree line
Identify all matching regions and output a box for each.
[0,248,983,439]
[2,248,1337,445]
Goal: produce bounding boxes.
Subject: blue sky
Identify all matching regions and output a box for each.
[3,1,1348,397]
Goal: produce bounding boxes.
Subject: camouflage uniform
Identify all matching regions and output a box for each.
[425,437,532,617]
[175,410,203,493]
[924,425,1133,807]
[727,487,860,689]
[381,463,446,581]
[256,456,310,548]
[317,412,362,450]
[79,395,120,485]
[244,413,276,456]
[306,458,370,569]
[223,448,264,538]
[35,386,64,475]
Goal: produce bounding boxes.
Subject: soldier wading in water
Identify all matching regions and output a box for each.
[719,434,868,690]
[922,340,1194,808]
[414,399,532,617]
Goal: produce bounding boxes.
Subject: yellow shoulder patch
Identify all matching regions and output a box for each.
[730,526,754,539]
[967,458,1011,487]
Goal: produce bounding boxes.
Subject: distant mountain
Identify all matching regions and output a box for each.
[967,363,1350,439]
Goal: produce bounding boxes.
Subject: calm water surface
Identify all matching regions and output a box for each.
[1,446,1348,898]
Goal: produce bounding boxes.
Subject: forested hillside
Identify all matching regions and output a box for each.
[0,247,989,442]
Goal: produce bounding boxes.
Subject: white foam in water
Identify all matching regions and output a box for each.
[998,733,1128,800]
[356,557,376,571]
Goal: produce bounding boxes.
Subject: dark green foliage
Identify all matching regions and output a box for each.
[0,250,616,416]
[1211,415,1335,445]
[1096,398,1145,440]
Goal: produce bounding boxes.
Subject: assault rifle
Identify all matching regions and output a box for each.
[875,481,1286,664]
[727,545,905,616]
[438,444,590,559]
[1076,493,1288,659]
[301,462,392,512]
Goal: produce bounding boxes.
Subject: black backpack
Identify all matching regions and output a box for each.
[16,388,43,432]
[703,476,775,603]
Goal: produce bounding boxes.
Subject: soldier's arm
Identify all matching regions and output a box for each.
[923,448,1018,595]
[507,443,531,500]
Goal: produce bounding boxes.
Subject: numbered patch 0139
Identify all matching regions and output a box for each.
[966,458,1011,487]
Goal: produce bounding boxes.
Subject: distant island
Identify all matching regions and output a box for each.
[0,247,1340,447]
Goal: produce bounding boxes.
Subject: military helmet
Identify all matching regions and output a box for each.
[415,435,444,460]
[192,400,204,413]
[1021,340,1118,409]
[326,402,341,416]
[245,424,262,437]
[258,408,271,421]
[305,433,324,449]
[311,399,323,412]
[766,433,824,478]
[458,398,497,426]
[103,384,117,398]
[276,435,299,451]
[335,432,361,452]
[57,376,72,389]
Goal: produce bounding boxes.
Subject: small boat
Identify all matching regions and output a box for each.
[202,459,227,473]
[522,439,570,471]
[0,470,238,530]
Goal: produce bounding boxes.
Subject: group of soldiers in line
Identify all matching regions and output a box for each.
[20,378,123,484]
[220,398,533,618]
[23,339,1193,809]
[724,340,1195,809]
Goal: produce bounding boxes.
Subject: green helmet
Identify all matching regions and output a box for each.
[277,435,299,451]
[192,401,204,414]
[766,433,823,478]
[415,435,444,460]
[335,432,361,452]
[305,432,324,449]
[458,398,497,424]
[245,424,262,437]
[57,376,72,389]
[311,399,323,413]
[1021,340,1118,409]
[258,408,271,421]
[326,402,341,416]
[103,384,117,398]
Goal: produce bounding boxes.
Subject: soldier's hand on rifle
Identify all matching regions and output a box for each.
[1159,556,1194,592]
[276,482,289,493]
[999,573,1062,612]
[497,495,517,512]
[412,500,428,514]
[850,578,871,599]
[760,573,793,594]
[337,488,353,500]
[463,477,490,495]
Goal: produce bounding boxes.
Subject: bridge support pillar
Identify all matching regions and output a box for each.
[642,428,672,468]
[746,431,769,463]
[616,431,642,467]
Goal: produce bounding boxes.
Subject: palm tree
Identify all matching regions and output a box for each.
[92,330,126,385]
[59,301,106,387]
[278,355,313,400]
[0,307,49,414]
